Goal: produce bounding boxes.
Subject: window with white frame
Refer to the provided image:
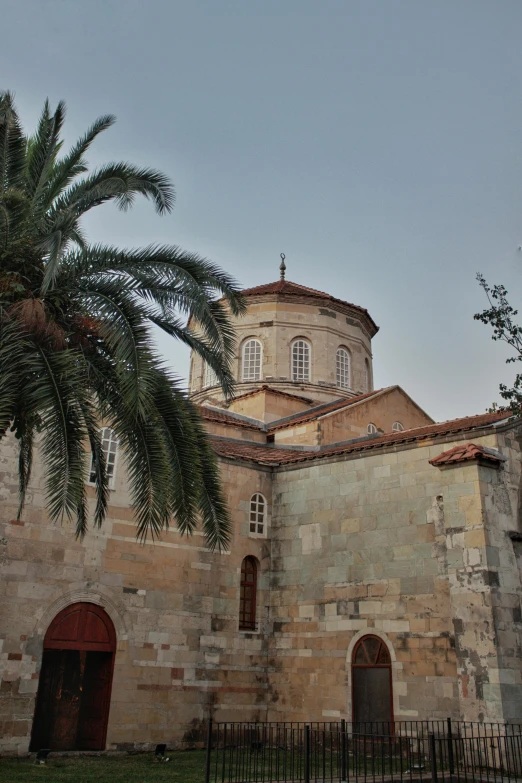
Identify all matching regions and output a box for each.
[242,339,262,382]
[392,421,404,432]
[291,339,311,382]
[89,427,119,488]
[249,493,266,535]
[365,359,371,392]
[367,422,377,435]
[204,362,219,388]
[336,347,351,389]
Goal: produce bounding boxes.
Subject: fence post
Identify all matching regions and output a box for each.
[429,733,438,783]
[447,717,455,775]
[205,718,213,783]
[341,719,347,782]
[304,724,311,783]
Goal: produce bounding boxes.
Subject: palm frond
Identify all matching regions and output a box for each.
[17,420,34,518]
[24,346,89,528]
[188,404,231,552]
[0,91,26,192]
[0,316,27,434]
[51,162,175,219]
[26,100,66,207]
[43,114,116,207]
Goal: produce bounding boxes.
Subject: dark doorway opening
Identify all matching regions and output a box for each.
[30,602,116,751]
[352,635,393,726]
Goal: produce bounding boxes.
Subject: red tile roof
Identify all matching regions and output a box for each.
[212,410,509,466]
[212,439,303,465]
[198,406,264,431]
[241,279,379,336]
[429,442,505,468]
[266,388,390,431]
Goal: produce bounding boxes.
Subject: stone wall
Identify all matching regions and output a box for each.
[267,430,522,723]
[2,418,522,754]
[0,435,272,754]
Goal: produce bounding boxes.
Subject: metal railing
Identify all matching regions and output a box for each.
[204,719,522,783]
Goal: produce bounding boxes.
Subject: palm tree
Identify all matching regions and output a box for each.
[0,92,245,549]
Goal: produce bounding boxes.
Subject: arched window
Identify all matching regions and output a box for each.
[89,427,119,488]
[239,557,258,631]
[365,359,371,392]
[242,339,262,382]
[367,423,377,435]
[204,362,219,388]
[336,347,351,389]
[352,635,392,724]
[291,339,311,382]
[249,493,266,535]
[392,421,404,432]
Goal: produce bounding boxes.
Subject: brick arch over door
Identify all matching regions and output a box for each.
[30,603,116,751]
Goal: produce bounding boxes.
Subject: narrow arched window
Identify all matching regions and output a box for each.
[204,362,219,388]
[249,493,266,535]
[291,339,311,382]
[365,359,371,392]
[336,347,351,389]
[392,421,404,432]
[89,427,119,488]
[367,423,377,435]
[242,339,262,382]
[239,557,258,631]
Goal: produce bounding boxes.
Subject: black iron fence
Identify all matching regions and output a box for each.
[204,720,522,783]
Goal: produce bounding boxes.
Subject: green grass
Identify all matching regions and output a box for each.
[0,751,207,783]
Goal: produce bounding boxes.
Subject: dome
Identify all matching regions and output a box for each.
[189,274,377,409]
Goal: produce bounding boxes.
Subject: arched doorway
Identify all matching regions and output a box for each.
[30,602,116,751]
[352,634,393,725]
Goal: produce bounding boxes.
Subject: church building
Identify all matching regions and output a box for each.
[1,268,522,754]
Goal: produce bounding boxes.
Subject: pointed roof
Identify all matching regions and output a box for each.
[429,442,505,468]
[241,279,379,336]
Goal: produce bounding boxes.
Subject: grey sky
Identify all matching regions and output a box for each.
[3,0,522,421]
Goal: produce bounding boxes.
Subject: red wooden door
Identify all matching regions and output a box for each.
[30,603,116,751]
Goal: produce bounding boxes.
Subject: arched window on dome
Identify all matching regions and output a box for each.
[367,423,377,435]
[392,421,404,432]
[249,493,266,536]
[291,339,311,382]
[336,347,351,390]
[89,427,119,489]
[242,339,262,382]
[239,556,258,631]
[204,362,219,388]
[365,358,371,393]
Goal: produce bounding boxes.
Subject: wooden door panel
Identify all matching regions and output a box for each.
[76,652,113,750]
[353,667,392,725]
[83,609,112,646]
[51,650,82,750]
[50,611,81,644]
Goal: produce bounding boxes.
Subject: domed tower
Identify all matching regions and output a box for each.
[189,260,379,411]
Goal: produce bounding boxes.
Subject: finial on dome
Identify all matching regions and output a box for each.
[279,253,286,281]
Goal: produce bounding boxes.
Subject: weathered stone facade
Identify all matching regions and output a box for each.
[1,276,522,754]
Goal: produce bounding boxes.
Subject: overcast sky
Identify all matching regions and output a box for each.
[3,0,522,421]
